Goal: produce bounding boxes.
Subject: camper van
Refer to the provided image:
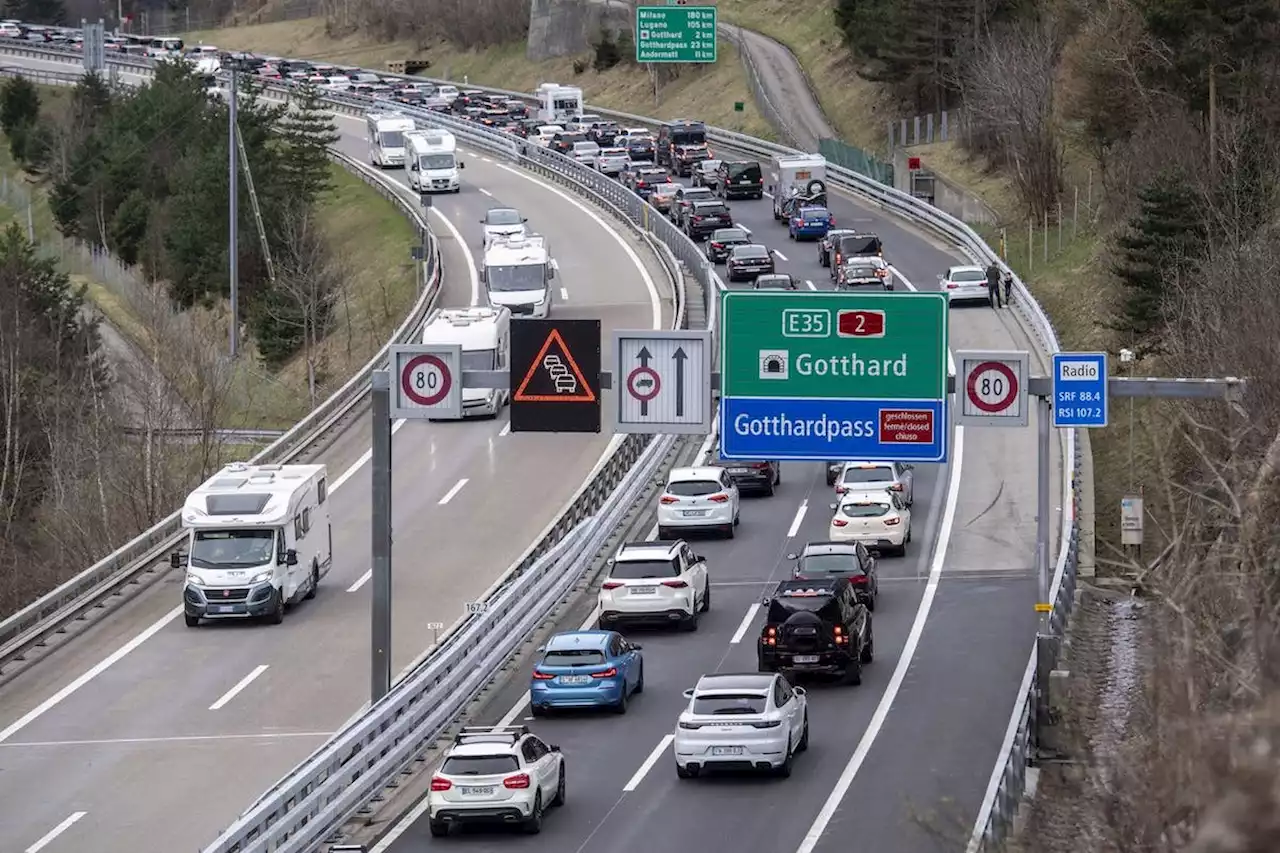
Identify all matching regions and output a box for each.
[406,129,464,193]
[367,112,417,168]
[173,463,332,627]
[421,307,511,418]
[481,235,555,318]
[535,83,583,125]
[769,154,828,221]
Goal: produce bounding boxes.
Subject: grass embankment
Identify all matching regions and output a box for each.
[183,16,775,139]
[0,85,418,431]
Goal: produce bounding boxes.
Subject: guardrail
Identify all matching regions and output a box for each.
[0,42,1084,851]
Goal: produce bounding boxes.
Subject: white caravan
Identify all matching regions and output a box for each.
[174,463,332,627]
[421,307,511,418]
[407,129,464,193]
[481,235,555,318]
[367,111,416,168]
[535,83,583,124]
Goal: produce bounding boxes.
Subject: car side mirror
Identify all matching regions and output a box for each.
[522,217,528,222]
[829,503,838,511]
[936,273,943,279]
[632,643,643,650]
[170,552,183,569]
[793,686,807,696]
[549,743,561,751]
[786,552,798,561]
[285,549,299,566]
[536,645,545,653]
[760,595,771,605]
[867,548,881,558]
[458,161,466,169]
[683,688,695,699]
[693,555,705,563]
[547,266,555,279]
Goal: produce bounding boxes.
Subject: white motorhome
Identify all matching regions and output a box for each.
[173,463,332,627]
[421,307,511,418]
[406,129,464,193]
[481,235,555,318]
[535,83,583,124]
[367,111,417,168]
[769,154,828,219]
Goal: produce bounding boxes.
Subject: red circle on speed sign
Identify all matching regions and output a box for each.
[401,354,452,406]
[965,360,1018,414]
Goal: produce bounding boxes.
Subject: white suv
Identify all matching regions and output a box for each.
[834,461,914,506]
[427,726,565,837]
[657,466,740,538]
[673,672,808,778]
[598,540,709,631]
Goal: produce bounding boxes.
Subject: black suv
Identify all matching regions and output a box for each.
[726,244,775,282]
[717,160,764,199]
[788,541,879,609]
[706,227,752,263]
[758,578,873,684]
[685,200,733,240]
[589,121,621,146]
[656,119,707,171]
[830,233,884,270]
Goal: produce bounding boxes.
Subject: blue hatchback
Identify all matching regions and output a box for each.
[529,630,644,715]
[789,205,834,240]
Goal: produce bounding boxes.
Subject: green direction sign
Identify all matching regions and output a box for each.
[635,5,718,64]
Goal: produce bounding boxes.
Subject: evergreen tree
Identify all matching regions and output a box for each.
[0,74,39,136]
[1110,170,1205,343]
[275,83,339,208]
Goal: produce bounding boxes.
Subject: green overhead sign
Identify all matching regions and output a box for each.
[635,5,718,64]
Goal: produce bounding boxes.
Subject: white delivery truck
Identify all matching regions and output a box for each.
[481,234,555,318]
[422,307,512,418]
[535,82,583,124]
[173,463,332,627]
[407,129,465,193]
[769,154,828,221]
[367,111,417,168]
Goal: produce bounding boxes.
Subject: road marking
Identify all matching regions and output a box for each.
[787,499,809,538]
[208,665,270,711]
[26,812,86,853]
[499,421,511,437]
[426,205,481,307]
[805,279,816,290]
[479,187,493,197]
[438,477,469,505]
[481,156,493,163]
[623,734,673,791]
[729,603,761,644]
[497,163,662,330]
[1,731,332,748]
[330,417,409,493]
[560,286,569,300]
[773,249,788,261]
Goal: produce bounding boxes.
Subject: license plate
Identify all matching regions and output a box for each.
[682,510,708,517]
[729,467,750,474]
[740,180,751,184]
[559,675,591,685]
[711,746,744,756]
[793,655,820,664]
[630,586,657,595]
[212,605,237,614]
[461,786,495,796]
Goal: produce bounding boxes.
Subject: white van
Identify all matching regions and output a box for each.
[367,111,416,167]
[421,307,511,417]
[535,82,583,124]
[407,129,465,193]
[481,235,555,318]
[174,463,332,627]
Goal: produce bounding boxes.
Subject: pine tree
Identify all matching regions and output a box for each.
[1110,170,1205,343]
[275,83,339,209]
[0,74,39,136]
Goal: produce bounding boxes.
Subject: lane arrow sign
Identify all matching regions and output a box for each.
[673,346,687,418]
[637,346,652,416]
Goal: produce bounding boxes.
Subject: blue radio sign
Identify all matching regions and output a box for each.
[1051,352,1108,428]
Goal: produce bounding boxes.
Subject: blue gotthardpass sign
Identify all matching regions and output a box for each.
[721,397,947,462]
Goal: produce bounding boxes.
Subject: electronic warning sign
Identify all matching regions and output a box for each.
[510,319,602,433]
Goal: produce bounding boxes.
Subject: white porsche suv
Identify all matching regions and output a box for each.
[673,672,809,778]
[598,540,710,632]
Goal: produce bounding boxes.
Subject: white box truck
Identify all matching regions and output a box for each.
[422,307,511,417]
[407,128,465,193]
[367,111,417,168]
[481,234,555,318]
[535,82,583,124]
[769,154,828,221]
[173,463,332,627]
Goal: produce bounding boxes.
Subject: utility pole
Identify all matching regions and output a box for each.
[228,65,240,358]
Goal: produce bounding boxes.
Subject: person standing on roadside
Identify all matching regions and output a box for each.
[986,261,1003,309]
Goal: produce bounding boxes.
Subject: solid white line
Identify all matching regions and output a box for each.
[623,734,673,792]
[729,603,761,644]
[793,424,966,853]
[499,421,512,437]
[208,665,270,711]
[497,163,662,330]
[347,571,371,593]
[2,731,331,748]
[773,249,789,261]
[560,287,569,300]
[427,205,481,307]
[437,478,469,505]
[26,812,86,853]
[330,417,409,494]
[479,188,493,197]
[805,279,816,290]
[0,604,183,744]
[787,499,809,538]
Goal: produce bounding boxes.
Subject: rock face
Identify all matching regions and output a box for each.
[527,0,632,60]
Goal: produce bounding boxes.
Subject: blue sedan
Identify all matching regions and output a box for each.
[789,205,834,240]
[529,630,644,715]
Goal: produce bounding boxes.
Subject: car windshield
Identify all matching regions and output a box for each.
[693,203,727,215]
[671,128,706,145]
[441,755,520,776]
[797,554,862,576]
[727,162,761,180]
[692,693,767,715]
[734,247,768,259]
[602,148,627,156]
[801,207,829,218]
[190,529,275,569]
[486,209,522,226]
[839,237,880,255]
[461,348,496,370]
[847,266,880,278]
[951,269,986,283]
[684,189,713,200]
[843,466,894,483]
[611,559,679,579]
[487,263,545,292]
[652,184,678,195]
[378,130,404,148]
[573,142,599,152]
[756,276,792,288]
[713,229,748,242]
[420,154,454,170]
[542,648,607,666]
[841,501,891,517]
[768,594,835,617]
[666,479,721,496]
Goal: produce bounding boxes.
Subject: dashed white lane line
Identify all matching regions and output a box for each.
[208,665,270,711]
[787,499,809,538]
[805,279,816,290]
[330,417,409,493]
[729,603,761,644]
[623,734,674,792]
[26,812,86,853]
[773,249,789,261]
[560,287,569,300]
[499,421,511,437]
[479,188,493,197]
[438,478,469,505]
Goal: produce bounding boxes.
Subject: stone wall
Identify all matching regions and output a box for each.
[891,149,998,226]
[527,0,632,61]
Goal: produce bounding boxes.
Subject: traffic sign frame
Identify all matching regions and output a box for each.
[390,343,463,420]
[612,329,712,435]
[635,5,718,64]
[1051,351,1109,428]
[955,350,1030,428]
[510,319,602,433]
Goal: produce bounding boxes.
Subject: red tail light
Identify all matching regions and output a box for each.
[431,777,452,791]
[946,282,958,289]
[692,215,704,222]
[591,667,618,678]
[504,773,531,789]
[832,518,848,527]
[661,580,689,589]
[848,574,868,585]
[532,670,554,679]
[708,494,729,503]
[710,241,723,249]
[834,625,847,645]
[762,625,777,645]
[829,217,835,225]
[752,462,771,470]
[889,483,903,491]
[660,495,679,504]
[602,581,624,589]
[884,517,901,526]
[834,254,842,266]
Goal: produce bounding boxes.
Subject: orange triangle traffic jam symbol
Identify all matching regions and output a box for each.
[513,329,598,403]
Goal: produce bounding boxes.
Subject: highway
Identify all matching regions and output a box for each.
[0,54,674,853]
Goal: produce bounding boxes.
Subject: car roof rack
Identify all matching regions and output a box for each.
[454,725,528,745]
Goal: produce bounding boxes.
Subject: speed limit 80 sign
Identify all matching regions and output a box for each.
[390,343,463,420]
[956,350,1030,428]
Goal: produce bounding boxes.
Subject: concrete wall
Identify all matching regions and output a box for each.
[892,149,998,227]
[527,0,632,61]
